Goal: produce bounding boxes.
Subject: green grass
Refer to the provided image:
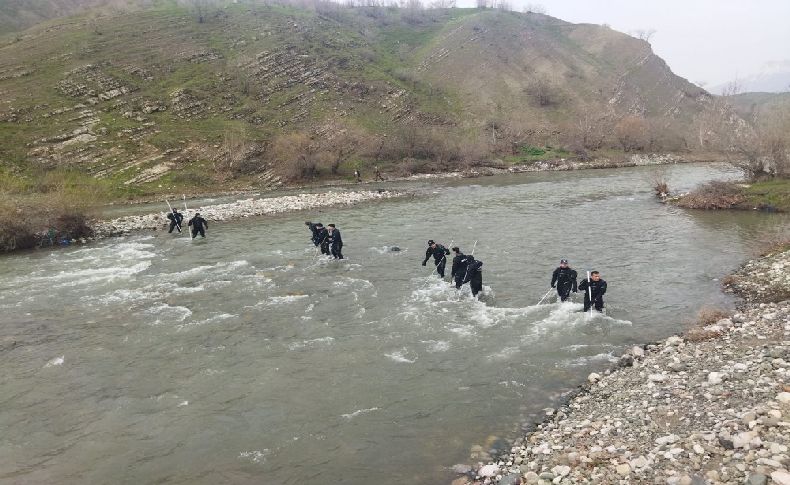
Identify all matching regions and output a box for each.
[506,145,571,164]
[742,178,790,212]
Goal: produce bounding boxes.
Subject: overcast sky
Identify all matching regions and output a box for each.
[457,0,790,89]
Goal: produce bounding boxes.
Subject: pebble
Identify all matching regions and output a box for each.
[469,249,790,485]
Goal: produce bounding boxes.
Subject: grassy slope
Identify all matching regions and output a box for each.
[742,179,790,212]
[0,3,714,200]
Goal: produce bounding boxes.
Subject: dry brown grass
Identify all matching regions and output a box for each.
[675,181,745,209]
[685,306,731,342]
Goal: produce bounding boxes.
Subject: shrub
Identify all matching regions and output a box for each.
[520,145,546,157]
[675,181,745,209]
[615,115,649,152]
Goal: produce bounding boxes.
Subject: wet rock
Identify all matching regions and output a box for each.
[453,464,472,474]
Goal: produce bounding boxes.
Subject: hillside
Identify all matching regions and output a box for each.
[728,92,790,121]
[0,1,714,198]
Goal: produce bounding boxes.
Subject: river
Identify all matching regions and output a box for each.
[0,163,786,484]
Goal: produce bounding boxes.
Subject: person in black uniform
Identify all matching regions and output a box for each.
[327,224,343,259]
[551,259,578,302]
[422,240,450,278]
[188,213,208,239]
[167,208,184,233]
[450,247,469,289]
[578,271,607,312]
[306,222,330,255]
[463,256,484,297]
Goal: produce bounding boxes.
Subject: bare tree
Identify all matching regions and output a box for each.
[475,0,488,9]
[429,0,456,8]
[614,115,649,152]
[187,0,213,23]
[525,76,563,107]
[495,0,512,10]
[523,3,546,14]
[631,28,656,43]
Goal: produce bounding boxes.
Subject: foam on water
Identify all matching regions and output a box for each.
[177,313,236,330]
[560,352,619,367]
[268,295,309,305]
[44,356,65,367]
[145,303,193,324]
[341,407,379,419]
[287,336,335,351]
[239,449,271,464]
[422,340,451,352]
[385,348,418,363]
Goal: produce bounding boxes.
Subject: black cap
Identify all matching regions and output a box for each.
[560,259,568,264]
[428,240,435,245]
[452,247,460,252]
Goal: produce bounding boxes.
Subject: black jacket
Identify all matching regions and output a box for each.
[578,278,607,300]
[451,253,468,279]
[327,228,342,246]
[167,211,184,224]
[188,216,207,229]
[463,258,483,284]
[551,267,578,291]
[423,245,450,265]
[308,223,328,246]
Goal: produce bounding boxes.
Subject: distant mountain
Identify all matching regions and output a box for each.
[0,2,718,190]
[712,61,790,94]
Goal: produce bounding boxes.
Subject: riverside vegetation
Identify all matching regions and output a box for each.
[0,0,768,250]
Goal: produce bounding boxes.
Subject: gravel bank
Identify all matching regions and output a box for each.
[458,249,790,485]
[91,189,402,238]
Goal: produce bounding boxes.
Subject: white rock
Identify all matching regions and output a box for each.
[655,434,680,446]
[693,444,705,455]
[771,470,790,485]
[478,464,499,477]
[707,372,724,385]
[665,335,684,346]
[733,431,758,449]
[777,392,790,404]
[615,463,631,476]
[648,373,667,382]
[551,465,570,477]
[632,346,645,358]
[587,373,601,383]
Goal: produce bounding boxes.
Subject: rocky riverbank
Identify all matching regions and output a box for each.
[91,189,402,238]
[457,248,790,485]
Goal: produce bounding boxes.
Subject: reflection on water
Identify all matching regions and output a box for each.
[0,163,786,484]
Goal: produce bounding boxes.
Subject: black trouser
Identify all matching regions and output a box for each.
[191,227,205,238]
[320,241,330,255]
[470,271,483,296]
[331,243,343,259]
[169,221,181,233]
[584,296,604,312]
[434,259,446,278]
[557,281,573,302]
[454,276,464,289]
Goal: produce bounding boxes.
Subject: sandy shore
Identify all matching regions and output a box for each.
[90,189,403,238]
[456,248,790,485]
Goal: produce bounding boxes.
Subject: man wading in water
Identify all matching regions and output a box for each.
[422,240,450,278]
[551,259,578,302]
[327,224,343,259]
[167,208,184,234]
[188,213,208,239]
[579,271,607,312]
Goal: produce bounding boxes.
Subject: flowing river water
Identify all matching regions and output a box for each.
[1,163,786,484]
